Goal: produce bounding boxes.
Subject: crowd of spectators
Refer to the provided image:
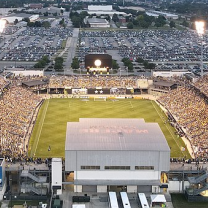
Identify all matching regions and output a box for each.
[0,82,42,160]
[158,75,208,159]
[49,75,139,89]
[0,76,9,94]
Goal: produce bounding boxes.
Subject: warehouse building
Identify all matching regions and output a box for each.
[65,118,170,193]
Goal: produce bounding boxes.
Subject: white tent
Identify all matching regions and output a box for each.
[150,194,166,207]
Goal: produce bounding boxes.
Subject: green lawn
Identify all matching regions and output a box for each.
[171,194,208,208]
[29,98,190,158]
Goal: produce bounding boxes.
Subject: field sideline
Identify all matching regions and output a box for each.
[28,98,191,158]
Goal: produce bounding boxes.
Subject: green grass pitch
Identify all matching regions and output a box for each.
[28,98,191,159]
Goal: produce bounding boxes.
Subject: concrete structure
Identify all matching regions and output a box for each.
[88,5,112,11]
[65,118,170,193]
[2,13,39,24]
[87,5,126,17]
[52,158,62,195]
[152,70,190,77]
[85,17,110,28]
[146,11,178,19]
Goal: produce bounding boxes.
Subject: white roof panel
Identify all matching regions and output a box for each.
[65,118,170,152]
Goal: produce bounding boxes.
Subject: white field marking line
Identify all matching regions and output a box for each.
[129,101,133,108]
[151,101,185,157]
[33,99,50,156]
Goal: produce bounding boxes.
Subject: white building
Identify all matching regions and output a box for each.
[2,13,39,24]
[85,17,110,28]
[146,11,178,19]
[52,158,62,195]
[87,5,127,17]
[65,118,170,193]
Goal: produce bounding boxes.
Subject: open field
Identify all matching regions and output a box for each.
[171,194,208,208]
[28,98,191,158]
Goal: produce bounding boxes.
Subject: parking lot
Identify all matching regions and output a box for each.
[77,29,208,72]
[1,24,208,73]
[0,23,73,62]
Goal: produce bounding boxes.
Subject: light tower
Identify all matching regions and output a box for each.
[0,19,6,33]
[195,21,205,77]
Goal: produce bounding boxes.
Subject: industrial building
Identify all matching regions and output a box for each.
[1,13,39,24]
[84,17,110,28]
[86,5,126,17]
[146,11,178,20]
[65,118,170,193]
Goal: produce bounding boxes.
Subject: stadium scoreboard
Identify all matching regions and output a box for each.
[85,54,112,73]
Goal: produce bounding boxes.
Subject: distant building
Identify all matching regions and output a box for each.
[85,17,110,28]
[118,16,126,24]
[2,13,39,24]
[29,3,43,9]
[146,10,178,19]
[86,5,127,17]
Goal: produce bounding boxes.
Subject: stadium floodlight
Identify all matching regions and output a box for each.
[0,19,6,33]
[94,59,101,67]
[195,21,205,35]
[195,21,205,77]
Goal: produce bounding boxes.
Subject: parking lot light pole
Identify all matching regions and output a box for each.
[195,21,205,77]
[9,178,12,208]
[0,19,6,40]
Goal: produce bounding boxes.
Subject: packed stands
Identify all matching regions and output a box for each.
[0,82,42,160]
[49,75,138,89]
[158,75,208,159]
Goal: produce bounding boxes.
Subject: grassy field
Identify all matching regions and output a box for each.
[28,98,190,158]
[171,194,208,208]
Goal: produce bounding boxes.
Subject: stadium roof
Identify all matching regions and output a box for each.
[154,81,176,87]
[22,80,47,87]
[65,118,170,152]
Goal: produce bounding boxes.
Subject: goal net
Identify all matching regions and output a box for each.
[94,97,107,101]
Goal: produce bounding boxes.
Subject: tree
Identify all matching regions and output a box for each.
[127,22,133,29]
[54,57,64,71]
[136,57,144,63]
[181,20,189,27]
[44,12,48,16]
[42,21,51,28]
[42,56,50,64]
[14,19,18,25]
[22,17,30,23]
[112,13,119,22]
[112,60,119,69]
[169,20,176,28]
[71,57,79,69]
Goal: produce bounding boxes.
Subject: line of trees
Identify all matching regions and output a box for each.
[34,55,50,68]
[122,58,133,72]
[23,18,51,28]
[70,11,88,28]
[136,57,156,69]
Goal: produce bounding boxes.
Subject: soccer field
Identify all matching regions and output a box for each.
[28,98,191,158]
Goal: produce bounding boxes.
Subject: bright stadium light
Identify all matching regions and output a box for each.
[94,59,101,67]
[195,21,205,77]
[195,21,205,35]
[0,19,6,33]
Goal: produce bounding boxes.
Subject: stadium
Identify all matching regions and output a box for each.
[1,73,208,205]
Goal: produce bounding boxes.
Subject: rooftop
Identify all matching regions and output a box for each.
[66,118,170,152]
